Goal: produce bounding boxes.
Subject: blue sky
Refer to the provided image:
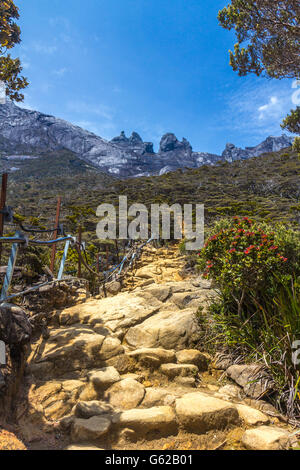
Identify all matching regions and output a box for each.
[14,0,296,154]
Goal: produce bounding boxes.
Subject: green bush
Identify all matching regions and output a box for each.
[197,217,300,417]
[198,216,300,317]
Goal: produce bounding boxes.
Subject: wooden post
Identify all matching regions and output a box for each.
[50,196,61,274]
[106,245,109,271]
[78,225,82,278]
[0,173,8,265]
[115,239,120,264]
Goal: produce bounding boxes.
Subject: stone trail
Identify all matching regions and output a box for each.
[18,245,299,451]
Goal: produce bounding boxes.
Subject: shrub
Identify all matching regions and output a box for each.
[197,217,300,417]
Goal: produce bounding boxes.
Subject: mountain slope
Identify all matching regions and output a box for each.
[0,101,293,178]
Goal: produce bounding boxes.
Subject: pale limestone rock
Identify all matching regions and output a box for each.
[227,364,274,399]
[160,363,198,379]
[236,404,269,426]
[105,378,145,410]
[174,376,196,387]
[78,383,98,402]
[141,388,176,407]
[88,367,120,389]
[124,307,200,350]
[71,416,111,442]
[176,349,209,371]
[106,354,136,374]
[215,384,245,401]
[242,426,298,450]
[34,326,105,374]
[99,337,124,361]
[128,348,176,367]
[74,401,115,419]
[57,292,162,337]
[175,392,240,433]
[120,373,144,383]
[114,406,177,435]
[65,444,104,450]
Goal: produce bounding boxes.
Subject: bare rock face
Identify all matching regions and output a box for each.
[222,135,293,162]
[226,364,275,399]
[124,307,200,350]
[0,102,291,179]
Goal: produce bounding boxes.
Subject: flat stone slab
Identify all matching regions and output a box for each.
[242,426,298,450]
[175,392,240,433]
[124,307,200,350]
[71,416,111,443]
[114,406,177,435]
[160,363,198,378]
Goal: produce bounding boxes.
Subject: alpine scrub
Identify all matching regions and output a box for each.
[198,216,300,417]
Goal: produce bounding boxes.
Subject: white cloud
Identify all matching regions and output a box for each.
[32,43,57,55]
[217,79,295,140]
[52,67,68,77]
[258,96,280,120]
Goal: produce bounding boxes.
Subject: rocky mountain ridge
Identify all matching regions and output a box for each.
[0,101,293,178]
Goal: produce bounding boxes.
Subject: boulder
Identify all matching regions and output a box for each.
[33,326,105,375]
[71,416,111,443]
[175,392,240,433]
[176,350,209,371]
[242,426,298,450]
[74,401,115,419]
[124,308,200,350]
[215,384,245,401]
[99,337,124,361]
[105,378,145,410]
[128,348,176,368]
[88,367,121,390]
[227,364,275,399]
[114,406,177,435]
[236,404,269,426]
[141,388,177,408]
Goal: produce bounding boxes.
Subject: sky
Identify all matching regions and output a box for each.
[13,0,297,155]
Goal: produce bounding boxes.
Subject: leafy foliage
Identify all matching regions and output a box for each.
[218,0,300,79]
[281,107,300,135]
[218,1,300,135]
[197,217,300,417]
[0,0,28,101]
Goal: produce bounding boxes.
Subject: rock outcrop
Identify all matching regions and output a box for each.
[222,135,293,162]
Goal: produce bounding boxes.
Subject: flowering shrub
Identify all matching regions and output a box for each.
[198,217,300,317]
[197,217,300,416]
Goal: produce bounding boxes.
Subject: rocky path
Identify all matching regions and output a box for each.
[16,245,299,450]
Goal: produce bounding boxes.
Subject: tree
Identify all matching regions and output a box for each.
[0,1,28,102]
[218,1,300,134]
